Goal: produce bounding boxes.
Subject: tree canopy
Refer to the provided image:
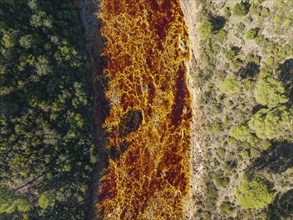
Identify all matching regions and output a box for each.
[248,107,293,140]
[234,176,276,209]
[0,187,31,214]
[246,28,259,40]
[38,192,55,209]
[198,20,214,39]
[233,2,250,16]
[0,0,95,219]
[255,77,288,107]
[219,76,241,94]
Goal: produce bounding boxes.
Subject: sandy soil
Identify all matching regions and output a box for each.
[179,0,204,219]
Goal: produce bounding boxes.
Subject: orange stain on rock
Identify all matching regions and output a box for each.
[97,0,191,219]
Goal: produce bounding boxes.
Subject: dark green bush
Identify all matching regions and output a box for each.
[233,2,250,16]
[246,28,259,39]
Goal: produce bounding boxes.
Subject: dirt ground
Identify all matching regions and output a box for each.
[180,0,204,219]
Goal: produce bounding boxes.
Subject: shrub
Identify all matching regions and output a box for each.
[220,201,234,215]
[230,125,251,141]
[261,7,270,17]
[38,192,55,209]
[234,176,276,209]
[198,20,213,39]
[224,7,231,17]
[233,2,250,16]
[16,199,31,212]
[246,28,259,39]
[225,47,240,60]
[266,57,274,65]
[220,76,241,94]
[215,176,230,188]
[241,150,250,159]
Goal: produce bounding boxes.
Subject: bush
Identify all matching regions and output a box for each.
[38,193,55,209]
[224,7,231,17]
[198,20,213,39]
[225,47,240,60]
[219,76,241,94]
[234,176,276,209]
[233,2,250,16]
[220,201,234,215]
[246,28,259,39]
[230,125,251,141]
[215,176,230,188]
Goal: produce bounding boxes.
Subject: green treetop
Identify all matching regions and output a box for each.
[220,76,241,94]
[38,192,55,209]
[233,2,250,16]
[248,107,293,140]
[0,186,31,213]
[255,77,288,108]
[230,125,251,141]
[198,20,214,39]
[246,28,259,40]
[234,176,276,209]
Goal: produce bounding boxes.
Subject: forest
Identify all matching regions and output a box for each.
[0,0,96,219]
[194,0,292,219]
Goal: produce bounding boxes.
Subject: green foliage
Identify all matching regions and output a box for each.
[15,200,31,213]
[225,47,240,60]
[219,76,241,94]
[0,187,31,213]
[0,0,94,219]
[38,193,54,209]
[233,2,250,16]
[246,28,259,39]
[230,125,251,141]
[202,181,218,210]
[224,7,231,17]
[215,176,229,188]
[19,35,34,49]
[198,20,213,39]
[196,0,293,218]
[2,31,19,48]
[255,77,288,107]
[248,107,293,140]
[234,176,276,209]
[219,201,234,215]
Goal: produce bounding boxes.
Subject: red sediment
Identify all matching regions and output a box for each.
[97,0,191,219]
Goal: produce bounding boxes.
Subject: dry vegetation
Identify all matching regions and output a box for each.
[194,0,293,219]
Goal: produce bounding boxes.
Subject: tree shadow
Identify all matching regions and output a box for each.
[109,110,142,160]
[212,16,226,32]
[248,141,293,174]
[267,189,293,219]
[237,62,260,79]
[76,2,112,219]
[251,104,263,114]
[279,59,293,103]
[109,141,131,160]
[118,110,143,138]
